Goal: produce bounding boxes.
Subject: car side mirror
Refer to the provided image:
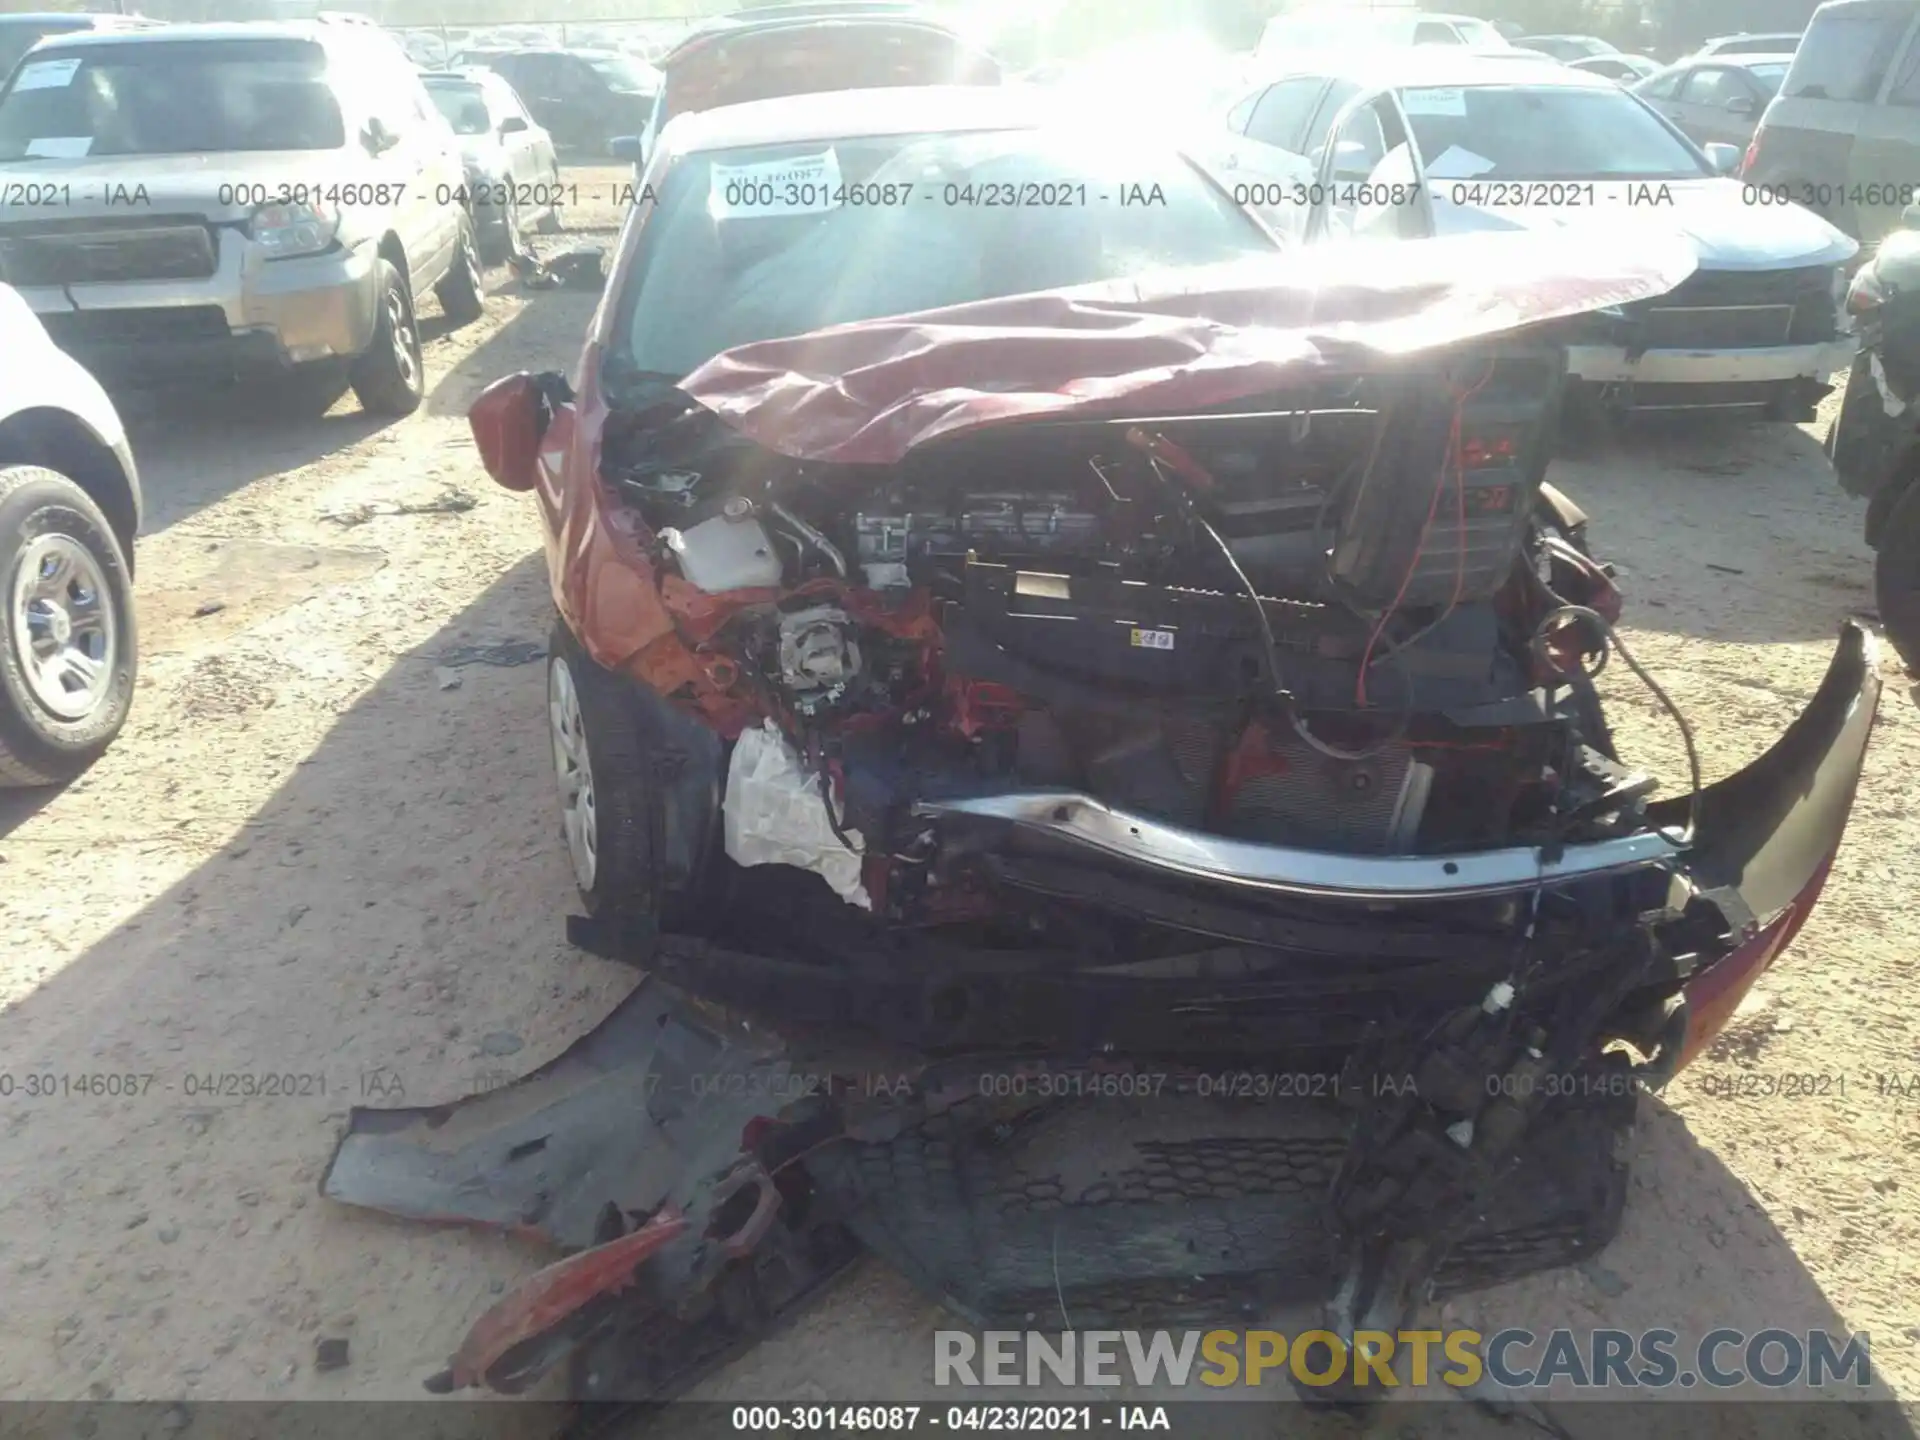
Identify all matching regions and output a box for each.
[1330,139,1373,184]
[1703,141,1742,174]
[499,115,528,135]
[469,372,550,492]
[1726,94,1755,115]
[608,133,644,163]
[362,119,398,156]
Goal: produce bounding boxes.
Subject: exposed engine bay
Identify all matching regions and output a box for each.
[604,342,1655,919]
[340,238,1879,1421]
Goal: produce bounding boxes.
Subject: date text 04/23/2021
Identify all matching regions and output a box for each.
[729,1406,1171,1432]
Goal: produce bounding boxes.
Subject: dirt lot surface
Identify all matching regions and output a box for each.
[2,167,1917,1436]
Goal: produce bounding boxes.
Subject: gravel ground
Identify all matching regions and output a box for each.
[1,168,1916,1435]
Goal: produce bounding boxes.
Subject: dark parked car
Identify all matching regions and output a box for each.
[452,45,659,155]
[1828,202,1920,667]
[325,85,1880,1410]
[1739,0,1920,244]
[0,11,157,79]
[1634,52,1793,148]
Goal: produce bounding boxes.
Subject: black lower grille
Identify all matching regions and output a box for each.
[0,216,217,286]
[1633,265,1836,350]
[41,306,231,346]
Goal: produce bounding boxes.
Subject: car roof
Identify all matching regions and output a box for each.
[1250,51,1614,91]
[657,82,1057,160]
[20,20,346,50]
[660,10,966,68]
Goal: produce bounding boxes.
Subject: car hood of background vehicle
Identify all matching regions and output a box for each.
[666,226,1697,467]
[1432,176,1858,270]
[0,150,371,225]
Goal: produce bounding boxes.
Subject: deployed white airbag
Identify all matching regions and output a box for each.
[723,721,870,908]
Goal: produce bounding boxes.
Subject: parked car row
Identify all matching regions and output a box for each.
[0,20,494,418]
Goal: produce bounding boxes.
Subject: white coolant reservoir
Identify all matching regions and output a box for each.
[662,498,784,591]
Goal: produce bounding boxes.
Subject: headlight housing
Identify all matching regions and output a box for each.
[249,200,340,258]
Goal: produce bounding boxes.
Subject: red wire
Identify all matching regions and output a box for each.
[1354,359,1498,708]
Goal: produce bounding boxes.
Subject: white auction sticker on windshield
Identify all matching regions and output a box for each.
[12,58,82,92]
[24,136,91,158]
[1400,86,1467,116]
[708,151,844,219]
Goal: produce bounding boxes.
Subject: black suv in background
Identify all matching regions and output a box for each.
[451,46,658,155]
[1742,0,1920,246]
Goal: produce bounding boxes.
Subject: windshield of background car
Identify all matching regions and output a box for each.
[426,78,489,134]
[1399,83,1708,180]
[1781,9,1904,99]
[654,27,998,137]
[0,38,344,159]
[586,53,656,92]
[610,129,1276,383]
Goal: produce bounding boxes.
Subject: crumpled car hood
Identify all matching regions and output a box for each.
[669,228,1698,466]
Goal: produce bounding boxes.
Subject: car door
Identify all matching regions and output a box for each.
[1850,15,1920,246]
[485,74,552,192]
[1672,65,1757,145]
[1218,76,1329,239]
[355,51,460,287]
[1309,92,1426,243]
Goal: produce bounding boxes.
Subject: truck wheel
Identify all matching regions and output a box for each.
[434,218,486,326]
[1874,483,1920,670]
[0,465,138,787]
[350,259,425,417]
[546,619,720,950]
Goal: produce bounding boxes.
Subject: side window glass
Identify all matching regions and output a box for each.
[1245,78,1325,152]
[1300,79,1362,157]
[1323,96,1413,239]
[1638,69,1682,100]
[1889,36,1920,104]
[1413,20,1463,44]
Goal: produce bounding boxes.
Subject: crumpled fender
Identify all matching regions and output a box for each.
[1659,622,1882,1066]
[319,977,795,1250]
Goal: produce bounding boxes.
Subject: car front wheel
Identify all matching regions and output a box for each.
[547,619,720,949]
[1874,482,1920,670]
[350,259,425,417]
[434,218,486,326]
[0,464,138,787]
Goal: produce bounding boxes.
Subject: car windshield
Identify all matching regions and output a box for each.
[611,129,1276,384]
[426,79,490,134]
[0,38,344,159]
[587,53,655,91]
[1400,83,1707,181]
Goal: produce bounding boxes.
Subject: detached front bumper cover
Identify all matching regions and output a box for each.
[320,624,1880,1404]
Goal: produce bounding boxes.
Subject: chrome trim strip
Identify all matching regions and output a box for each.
[914,791,1681,901]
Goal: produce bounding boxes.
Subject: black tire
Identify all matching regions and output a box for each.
[350,258,425,417]
[1874,482,1920,671]
[546,619,720,946]
[0,465,138,787]
[536,168,565,234]
[478,199,514,267]
[433,218,486,327]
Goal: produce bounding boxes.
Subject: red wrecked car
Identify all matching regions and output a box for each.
[324,87,1881,1411]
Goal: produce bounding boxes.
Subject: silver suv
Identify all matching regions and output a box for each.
[0,22,486,417]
